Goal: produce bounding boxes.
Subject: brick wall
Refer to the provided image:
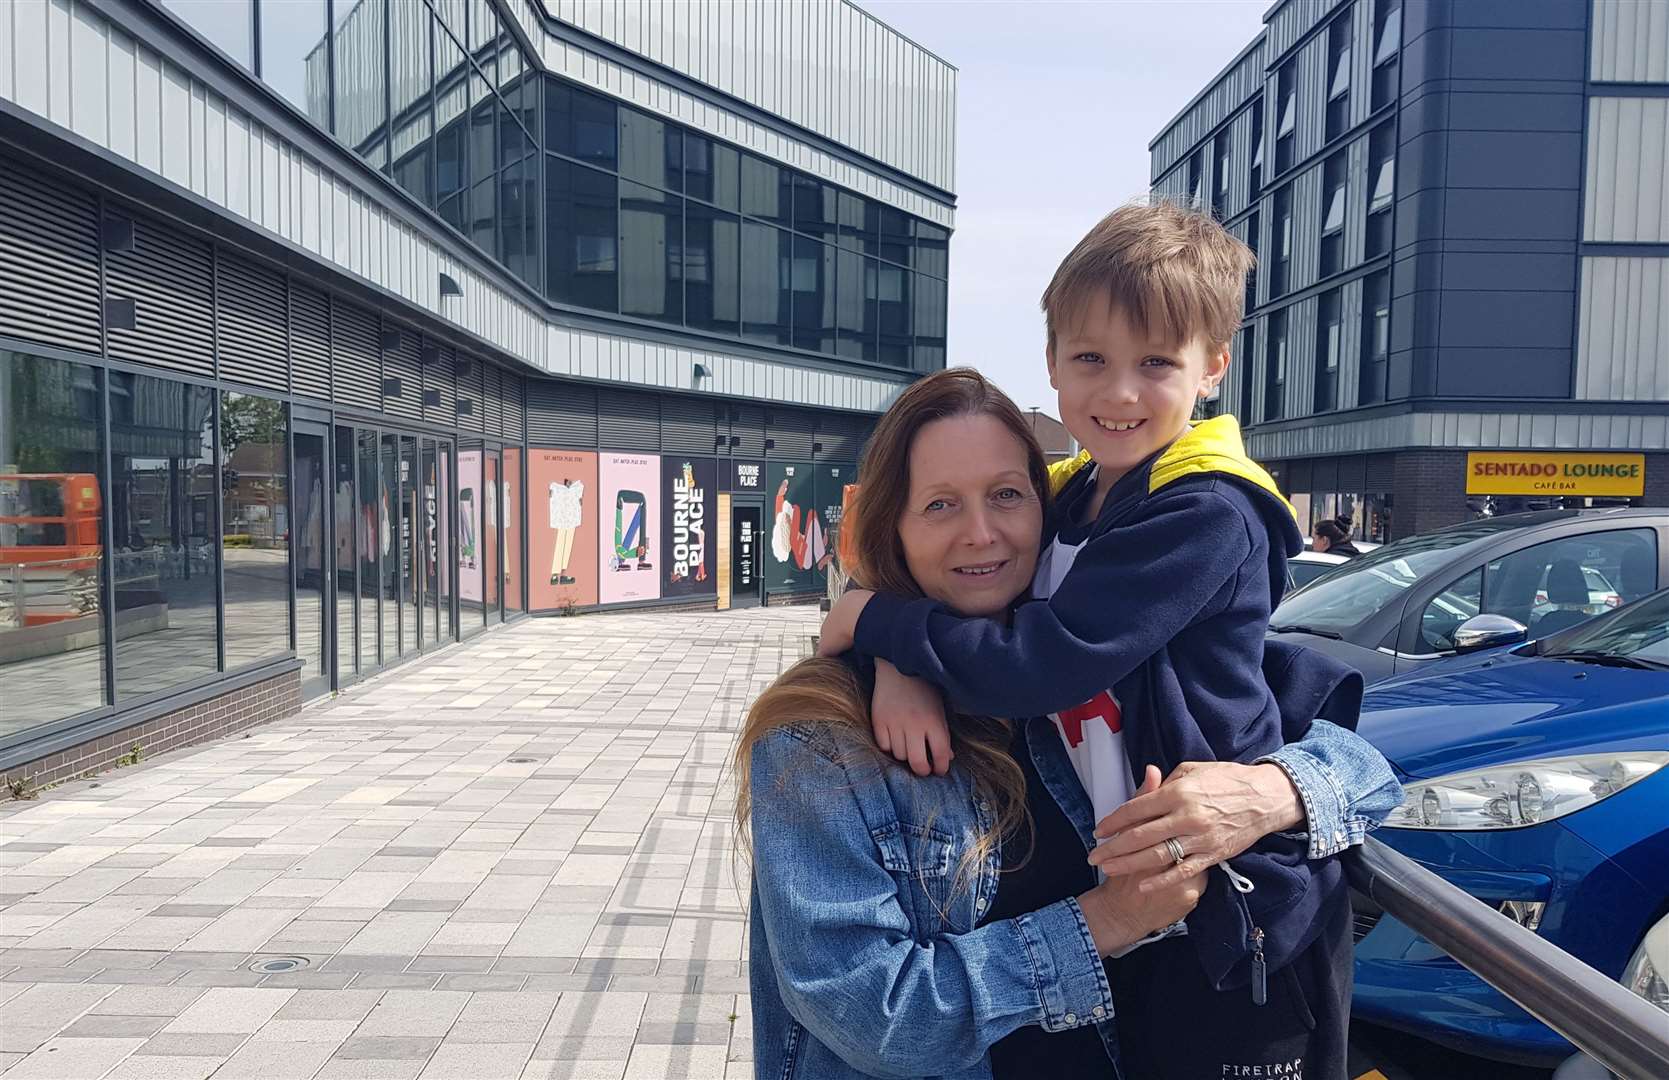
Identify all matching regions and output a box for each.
[1644,454,1669,508]
[3,669,300,794]
[1392,450,1470,540]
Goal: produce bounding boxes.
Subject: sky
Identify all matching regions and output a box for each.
[859,0,1269,420]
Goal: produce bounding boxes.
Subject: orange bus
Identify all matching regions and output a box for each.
[0,472,103,625]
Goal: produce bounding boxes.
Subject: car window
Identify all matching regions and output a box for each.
[1289,560,1337,589]
[1419,569,1481,652]
[1273,527,1488,637]
[1487,529,1658,637]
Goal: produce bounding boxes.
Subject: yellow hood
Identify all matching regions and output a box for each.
[1045,416,1297,524]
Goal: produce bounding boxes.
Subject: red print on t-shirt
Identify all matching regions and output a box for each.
[1056,691,1123,748]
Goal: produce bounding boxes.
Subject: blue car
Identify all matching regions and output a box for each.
[1350,589,1669,1066]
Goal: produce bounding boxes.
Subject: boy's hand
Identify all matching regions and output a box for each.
[871,659,952,777]
[816,589,873,657]
[1087,761,1303,892]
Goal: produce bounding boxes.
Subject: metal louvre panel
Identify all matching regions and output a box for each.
[457,354,485,432]
[424,342,457,427]
[331,298,381,411]
[482,364,506,436]
[501,372,525,441]
[0,164,101,354]
[290,281,332,402]
[815,413,871,459]
[383,322,423,419]
[768,407,816,458]
[731,403,766,457]
[598,387,660,451]
[216,250,288,392]
[106,216,214,378]
[659,394,719,453]
[526,379,596,447]
[1366,453,1396,490]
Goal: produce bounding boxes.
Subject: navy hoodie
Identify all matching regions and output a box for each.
[851,417,1354,1000]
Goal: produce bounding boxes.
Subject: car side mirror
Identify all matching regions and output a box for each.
[1453,614,1529,653]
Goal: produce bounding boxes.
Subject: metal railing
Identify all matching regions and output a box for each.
[1346,837,1669,1080]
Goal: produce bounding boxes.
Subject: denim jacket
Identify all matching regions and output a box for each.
[748,713,1402,1080]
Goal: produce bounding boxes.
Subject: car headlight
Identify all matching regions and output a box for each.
[1622,913,1669,1013]
[1388,752,1669,830]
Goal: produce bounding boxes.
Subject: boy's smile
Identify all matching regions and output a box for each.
[1047,301,1228,501]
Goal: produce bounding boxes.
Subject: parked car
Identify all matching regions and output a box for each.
[1351,589,1669,1065]
[1268,508,1668,684]
[1288,541,1382,590]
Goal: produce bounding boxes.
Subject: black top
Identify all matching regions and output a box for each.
[983,724,1115,1078]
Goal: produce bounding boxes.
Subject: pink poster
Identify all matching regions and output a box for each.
[457,450,484,603]
[597,452,661,604]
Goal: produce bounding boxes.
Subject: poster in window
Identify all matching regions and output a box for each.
[765,460,819,592]
[598,452,661,604]
[815,463,855,575]
[662,456,716,598]
[457,450,484,603]
[528,449,598,610]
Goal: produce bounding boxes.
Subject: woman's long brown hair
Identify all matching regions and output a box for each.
[733,368,1053,893]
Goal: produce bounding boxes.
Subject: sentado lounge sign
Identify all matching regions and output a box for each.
[1465,451,1645,497]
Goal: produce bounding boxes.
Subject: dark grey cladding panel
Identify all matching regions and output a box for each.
[501,372,525,441]
[598,387,659,451]
[423,342,457,427]
[457,353,485,432]
[767,407,815,458]
[814,413,873,459]
[1435,348,1572,398]
[660,394,720,453]
[290,280,332,402]
[482,364,506,436]
[216,250,288,393]
[0,163,101,355]
[382,322,423,420]
[1442,188,1580,241]
[730,403,766,456]
[526,379,597,447]
[331,298,382,411]
[1443,132,1582,191]
[107,215,214,379]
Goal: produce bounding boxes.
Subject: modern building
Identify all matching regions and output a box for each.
[1151,0,1669,543]
[0,0,955,787]
[1023,408,1076,464]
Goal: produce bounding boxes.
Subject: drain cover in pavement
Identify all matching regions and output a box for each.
[508,757,537,763]
[250,956,310,973]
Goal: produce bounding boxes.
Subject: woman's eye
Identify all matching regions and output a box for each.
[924,498,950,514]
[993,488,1024,503]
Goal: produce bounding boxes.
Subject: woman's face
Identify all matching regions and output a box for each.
[898,414,1043,618]
[1311,531,1331,553]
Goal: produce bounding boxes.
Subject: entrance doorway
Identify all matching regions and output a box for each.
[730,503,763,608]
[292,422,331,699]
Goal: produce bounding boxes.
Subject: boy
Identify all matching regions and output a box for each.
[817,200,1354,1079]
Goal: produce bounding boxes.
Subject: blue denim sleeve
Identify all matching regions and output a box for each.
[749,730,1113,1077]
[1259,718,1404,859]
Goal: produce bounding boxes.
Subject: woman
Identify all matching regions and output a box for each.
[1312,514,1363,557]
[737,369,1400,1079]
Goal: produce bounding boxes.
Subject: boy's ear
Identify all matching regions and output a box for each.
[1045,345,1059,390]
[1199,342,1231,398]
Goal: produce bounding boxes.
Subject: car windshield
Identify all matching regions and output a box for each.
[1272,524,1498,636]
[1288,559,1339,589]
[1542,590,1669,665]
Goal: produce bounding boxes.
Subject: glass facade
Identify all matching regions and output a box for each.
[221,392,291,671]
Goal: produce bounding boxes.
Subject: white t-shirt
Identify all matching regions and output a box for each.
[548,481,584,530]
[1033,532,1134,826]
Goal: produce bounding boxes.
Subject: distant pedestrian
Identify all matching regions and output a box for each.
[1312,515,1362,557]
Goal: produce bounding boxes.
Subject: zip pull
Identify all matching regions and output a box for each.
[1250,927,1267,1006]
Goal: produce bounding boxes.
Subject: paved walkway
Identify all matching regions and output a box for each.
[0,608,817,1080]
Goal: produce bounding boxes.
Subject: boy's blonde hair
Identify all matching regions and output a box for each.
[1042,199,1254,354]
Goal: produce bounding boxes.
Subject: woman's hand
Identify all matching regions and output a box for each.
[816,589,873,657]
[1087,761,1303,893]
[1078,769,1206,955]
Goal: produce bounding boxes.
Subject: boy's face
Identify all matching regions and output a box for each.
[1046,301,1228,484]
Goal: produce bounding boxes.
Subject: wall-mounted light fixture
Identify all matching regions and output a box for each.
[692,361,710,384]
[382,377,403,398]
[421,344,442,366]
[439,273,462,298]
[101,217,134,253]
[453,360,473,379]
[455,399,474,415]
[813,442,823,455]
[379,328,403,352]
[103,298,136,330]
[764,438,776,451]
[729,436,741,448]
[423,389,441,406]
[714,435,727,450]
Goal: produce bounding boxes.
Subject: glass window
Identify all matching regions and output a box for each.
[877,262,912,366]
[1275,62,1297,173]
[620,180,684,325]
[334,425,356,681]
[331,0,388,169]
[1321,151,1347,277]
[221,392,290,671]
[837,193,869,253]
[741,155,790,225]
[1212,131,1232,218]
[500,156,539,287]
[422,440,441,644]
[469,0,501,64]
[914,273,948,370]
[484,450,500,623]
[1243,211,1260,313]
[110,373,217,700]
[468,77,498,256]
[380,433,401,657]
[1314,289,1342,412]
[686,200,741,334]
[685,132,739,210]
[546,157,619,312]
[619,108,682,192]
[504,446,522,614]
[835,248,876,360]
[791,235,837,353]
[793,175,836,237]
[876,207,914,267]
[1326,14,1352,142]
[1264,309,1286,420]
[1368,125,1395,214]
[916,222,949,278]
[1249,96,1265,193]
[258,0,328,126]
[357,430,379,668]
[1373,0,1402,109]
[0,352,107,736]
[1187,150,1204,208]
[1360,270,1391,404]
[1418,569,1482,651]
[1272,186,1293,295]
[458,444,485,633]
[163,0,253,68]
[294,428,326,681]
[399,435,421,650]
[1236,328,1254,420]
[1488,530,1658,635]
[741,221,792,345]
[545,79,617,169]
